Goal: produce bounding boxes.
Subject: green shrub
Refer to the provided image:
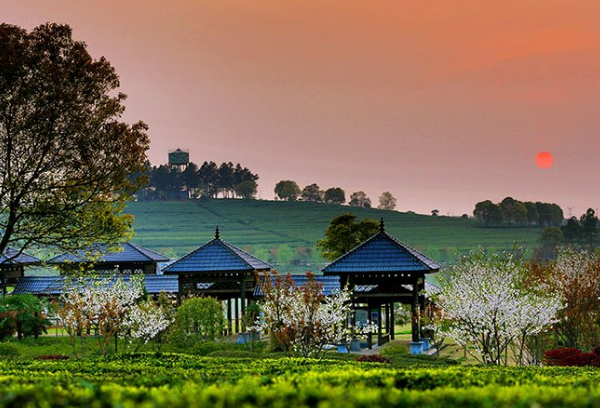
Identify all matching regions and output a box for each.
[170,297,224,346]
[0,341,21,358]
[379,341,409,357]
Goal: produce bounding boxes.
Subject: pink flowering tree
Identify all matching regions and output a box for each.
[428,249,563,365]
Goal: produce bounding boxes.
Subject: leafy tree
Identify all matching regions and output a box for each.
[349,191,371,208]
[524,201,540,225]
[580,208,599,249]
[0,294,51,340]
[377,191,396,210]
[473,200,503,227]
[274,180,300,201]
[301,183,324,202]
[536,202,564,227]
[537,227,564,260]
[323,187,346,205]
[195,161,219,198]
[317,213,379,260]
[500,197,517,225]
[0,23,149,257]
[529,249,600,350]
[182,162,200,197]
[234,180,258,199]
[562,216,582,244]
[218,162,235,198]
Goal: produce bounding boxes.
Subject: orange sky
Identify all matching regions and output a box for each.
[2,0,600,216]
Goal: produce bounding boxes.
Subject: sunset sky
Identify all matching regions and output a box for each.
[3,0,600,216]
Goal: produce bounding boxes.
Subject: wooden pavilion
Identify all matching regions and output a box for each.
[0,249,41,298]
[163,227,272,333]
[48,242,170,275]
[322,219,440,353]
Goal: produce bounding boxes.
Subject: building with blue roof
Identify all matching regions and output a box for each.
[0,249,41,297]
[48,242,169,274]
[163,227,272,333]
[322,219,439,351]
[12,275,179,296]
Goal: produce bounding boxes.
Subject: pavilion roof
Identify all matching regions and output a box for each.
[11,274,178,295]
[163,228,271,274]
[322,224,440,275]
[0,249,41,266]
[48,243,169,264]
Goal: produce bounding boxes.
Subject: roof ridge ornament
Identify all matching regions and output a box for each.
[380,218,385,233]
[215,226,220,239]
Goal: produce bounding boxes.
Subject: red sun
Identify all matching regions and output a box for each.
[536,151,554,169]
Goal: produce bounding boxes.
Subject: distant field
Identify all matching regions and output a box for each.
[126,199,541,272]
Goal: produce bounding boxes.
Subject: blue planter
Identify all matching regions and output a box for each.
[337,344,349,353]
[420,337,430,351]
[410,341,424,355]
[350,339,362,352]
[237,332,259,344]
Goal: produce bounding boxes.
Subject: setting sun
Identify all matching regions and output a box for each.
[536,151,554,169]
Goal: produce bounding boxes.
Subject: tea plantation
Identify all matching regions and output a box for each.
[1,353,599,407]
[126,199,540,271]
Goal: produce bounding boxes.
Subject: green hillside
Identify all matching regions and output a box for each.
[126,199,541,273]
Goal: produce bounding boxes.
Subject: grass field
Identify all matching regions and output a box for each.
[126,199,542,272]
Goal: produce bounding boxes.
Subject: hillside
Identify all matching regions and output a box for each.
[126,199,541,273]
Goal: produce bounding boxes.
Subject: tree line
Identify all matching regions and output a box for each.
[473,197,563,227]
[273,180,397,210]
[139,161,259,200]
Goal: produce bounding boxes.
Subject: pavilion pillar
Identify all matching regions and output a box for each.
[240,276,246,332]
[234,298,240,333]
[390,302,395,340]
[411,283,420,343]
[377,304,382,346]
[419,293,426,338]
[367,304,373,350]
[227,298,232,335]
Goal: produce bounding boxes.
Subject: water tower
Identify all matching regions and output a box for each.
[168,148,189,171]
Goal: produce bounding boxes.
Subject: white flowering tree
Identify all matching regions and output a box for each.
[428,249,563,365]
[58,275,146,356]
[255,271,353,358]
[123,298,174,352]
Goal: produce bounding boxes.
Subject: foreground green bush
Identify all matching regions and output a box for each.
[1,354,600,407]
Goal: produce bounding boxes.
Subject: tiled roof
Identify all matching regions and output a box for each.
[322,231,440,274]
[254,274,341,297]
[164,238,271,274]
[0,249,41,266]
[49,243,169,264]
[12,274,179,295]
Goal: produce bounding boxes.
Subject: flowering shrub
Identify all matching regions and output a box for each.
[254,271,352,358]
[355,354,391,364]
[34,354,70,360]
[545,347,600,367]
[56,275,172,356]
[429,249,563,365]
